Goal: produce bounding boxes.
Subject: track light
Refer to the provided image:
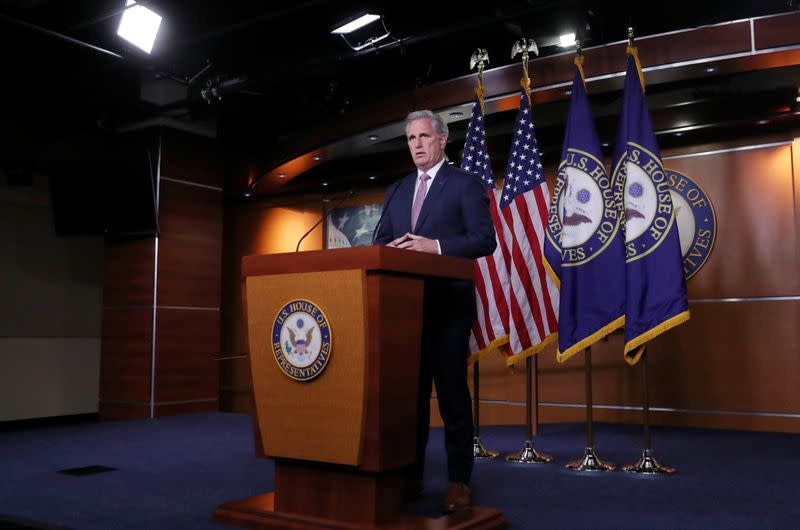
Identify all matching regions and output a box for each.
[331,13,392,51]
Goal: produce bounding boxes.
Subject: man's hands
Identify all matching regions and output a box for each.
[386,233,439,253]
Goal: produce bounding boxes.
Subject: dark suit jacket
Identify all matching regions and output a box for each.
[374,164,496,259]
[374,164,497,327]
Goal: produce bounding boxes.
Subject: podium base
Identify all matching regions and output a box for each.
[214,493,507,530]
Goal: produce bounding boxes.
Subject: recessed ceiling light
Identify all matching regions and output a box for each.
[243,191,252,197]
[368,175,377,180]
[313,155,321,161]
[705,66,716,73]
[449,111,463,119]
[563,89,572,96]
[277,173,286,178]
[674,132,683,137]
[322,182,329,186]
[757,119,769,125]
[367,134,379,141]
[602,142,610,147]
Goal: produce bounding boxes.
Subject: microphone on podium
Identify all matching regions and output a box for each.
[295,188,356,252]
[371,181,402,245]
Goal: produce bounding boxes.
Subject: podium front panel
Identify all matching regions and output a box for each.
[246,269,366,466]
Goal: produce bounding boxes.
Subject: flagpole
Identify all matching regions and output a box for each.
[506,354,552,463]
[566,346,615,471]
[623,350,675,473]
[472,360,499,458]
[467,48,499,460]
[504,37,552,465]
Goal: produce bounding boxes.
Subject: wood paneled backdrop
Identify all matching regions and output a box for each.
[222,138,800,433]
[100,129,222,420]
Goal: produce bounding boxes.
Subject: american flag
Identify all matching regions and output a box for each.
[499,92,559,364]
[460,99,511,362]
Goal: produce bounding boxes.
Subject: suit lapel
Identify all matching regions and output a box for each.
[413,165,449,233]
[396,173,416,234]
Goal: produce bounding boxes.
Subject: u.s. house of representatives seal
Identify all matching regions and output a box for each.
[666,168,716,279]
[271,299,332,382]
[548,148,623,266]
[617,142,675,262]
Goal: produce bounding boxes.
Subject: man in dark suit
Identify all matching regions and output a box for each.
[374,110,496,513]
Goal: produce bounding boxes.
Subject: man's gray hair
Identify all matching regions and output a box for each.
[405,110,448,137]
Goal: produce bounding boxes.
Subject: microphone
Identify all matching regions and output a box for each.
[371,180,402,245]
[295,188,356,252]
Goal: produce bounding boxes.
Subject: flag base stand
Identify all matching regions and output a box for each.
[506,440,552,464]
[473,436,499,459]
[622,449,675,474]
[565,447,615,472]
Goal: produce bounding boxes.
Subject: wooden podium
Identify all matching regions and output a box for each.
[214,246,506,529]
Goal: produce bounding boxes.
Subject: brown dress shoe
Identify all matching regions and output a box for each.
[443,482,471,513]
[403,479,424,502]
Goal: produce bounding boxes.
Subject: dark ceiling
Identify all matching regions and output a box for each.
[0,0,798,194]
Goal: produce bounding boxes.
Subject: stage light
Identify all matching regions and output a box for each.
[332,13,392,51]
[559,33,576,47]
[117,0,162,54]
[331,14,380,34]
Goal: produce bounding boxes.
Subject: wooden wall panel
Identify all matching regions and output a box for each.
[98,402,151,421]
[157,180,222,308]
[754,12,800,50]
[667,144,799,298]
[99,307,153,402]
[103,238,155,306]
[160,129,223,188]
[154,308,219,402]
[101,128,223,420]
[155,401,219,417]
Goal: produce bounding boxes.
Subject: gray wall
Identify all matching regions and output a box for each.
[0,173,103,421]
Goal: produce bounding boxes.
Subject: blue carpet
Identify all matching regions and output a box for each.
[0,413,798,529]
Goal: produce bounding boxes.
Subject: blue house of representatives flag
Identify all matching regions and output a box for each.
[544,60,626,363]
[612,49,690,365]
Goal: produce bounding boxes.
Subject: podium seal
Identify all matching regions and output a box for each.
[271,299,332,382]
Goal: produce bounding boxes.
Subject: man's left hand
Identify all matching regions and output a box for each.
[396,233,438,253]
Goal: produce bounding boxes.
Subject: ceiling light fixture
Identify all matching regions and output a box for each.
[559,33,577,47]
[367,134,379,141]
[332,14,380,34]
[313,155,321,161]
[449,112,463,119]
[331,13,392,51]
[705,66,716,73]
[277,173,286,178]
[117,0,162,54]
[368,176,377,180]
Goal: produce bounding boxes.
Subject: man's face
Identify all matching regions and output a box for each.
[406,118,447,172]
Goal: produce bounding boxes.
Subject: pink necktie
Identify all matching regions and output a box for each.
[410,173,431,230]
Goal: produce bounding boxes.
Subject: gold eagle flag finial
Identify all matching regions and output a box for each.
[470,48,490,113]
[511,38,539,104]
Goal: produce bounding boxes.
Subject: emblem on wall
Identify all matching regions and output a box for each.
[665,168,717,279]
[271,299,332,382]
